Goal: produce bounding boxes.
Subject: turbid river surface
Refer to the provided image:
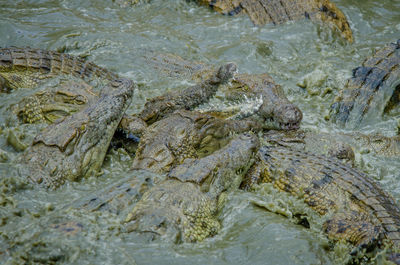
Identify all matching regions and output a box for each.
[0,0,399,264]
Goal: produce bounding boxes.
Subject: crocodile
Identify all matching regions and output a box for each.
[196,0,353,42]
[112,61,240,153]
[241,140,400,262]
[329,39,400,128]
[132,109,263,174]
[17,78,135,189]
[0,47,124,127]
[137,62,238,125]
[125,133,259,243]
[145,52,302,130]
[70,110,262,242]
[85,110,261,242]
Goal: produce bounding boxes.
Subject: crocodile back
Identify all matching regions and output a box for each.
[198,0,353,42]
[258,144,400,248]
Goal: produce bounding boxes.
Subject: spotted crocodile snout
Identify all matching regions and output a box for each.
[274,103,303,130]
[217,62,238,82]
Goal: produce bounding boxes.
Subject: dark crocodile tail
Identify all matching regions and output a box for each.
[330,40,400,127]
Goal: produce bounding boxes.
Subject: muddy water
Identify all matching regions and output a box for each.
[0,0,399,264]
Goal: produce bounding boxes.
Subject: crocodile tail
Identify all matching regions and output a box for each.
[0,47,118,81]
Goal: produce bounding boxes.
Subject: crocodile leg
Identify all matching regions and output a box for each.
[323,211,383,250]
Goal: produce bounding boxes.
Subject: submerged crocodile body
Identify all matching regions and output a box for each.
[146,52,302,130]
[196,0,353,42]
[242,141,400,261]
[329,39,400,128]
[18,78,134,189]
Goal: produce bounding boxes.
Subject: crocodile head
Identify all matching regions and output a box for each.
[261,102,303,130]
[140,62,238,124]
[212,62,238,84]
[225,73,303,130]
[20,78,135,188]
[16,80,97,124]
[132,111,199,174]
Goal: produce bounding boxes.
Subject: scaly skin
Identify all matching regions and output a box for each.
[262,128,400,159]
[0,47,132,128]
[72,169,162,214]
[117,62,239,139]
[125,133,259,243]
[13,79,98,124]
[0,47,118,91]
[242,143,400,260]
[70,133,258,244]
[0,47,141,156]
[138,63,238,125]
[329,39,400,128]
[132,109,263,174]
[18,78,135,189]
[145,52,302,130]
[230,73,302,130]
[197,0,353,42]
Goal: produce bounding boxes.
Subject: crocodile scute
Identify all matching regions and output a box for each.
[242,143,400,260]
[144,52,303,130]
[0,47,118,91]
[125,133,259,242]
[329,39,400,128]
[138,62,238,125]
[132,109,262,174]
[197,0,353,42]
[14,79,98,124]
[18,78,135,189]
[0,47,127,127]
